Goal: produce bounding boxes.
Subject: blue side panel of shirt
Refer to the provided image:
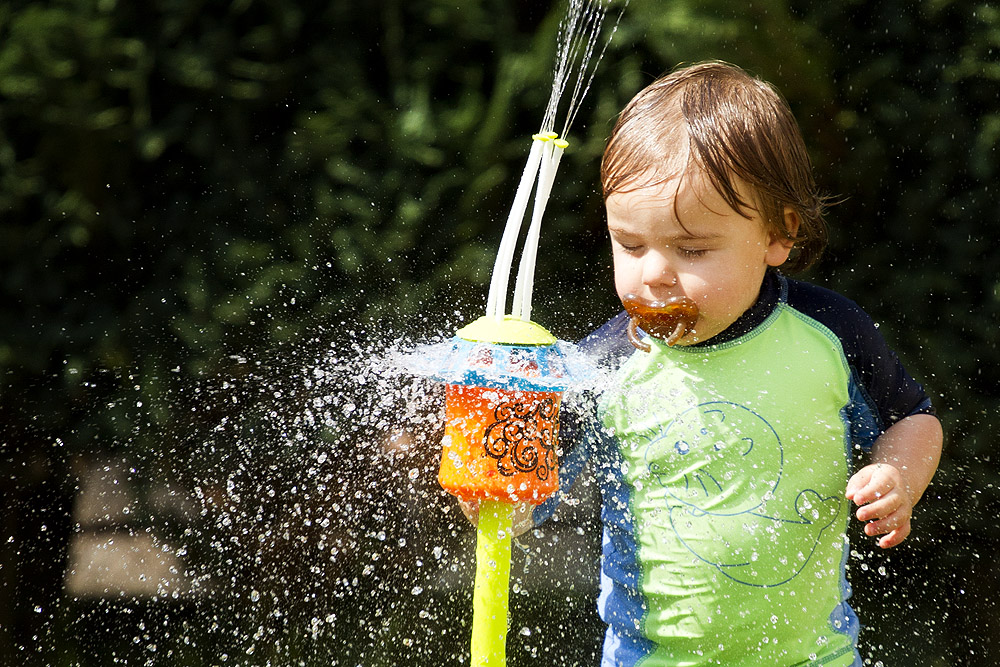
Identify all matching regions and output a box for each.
[596,423,656,666]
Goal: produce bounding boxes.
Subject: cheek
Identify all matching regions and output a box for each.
[675,263,720,295]
[676,267,733,313]
[612,255,641,293]
[684,262,763,316]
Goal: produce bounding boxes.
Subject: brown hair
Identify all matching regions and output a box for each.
[601,61,829,273]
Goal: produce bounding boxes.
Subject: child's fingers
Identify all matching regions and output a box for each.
[875,520,911,549]
[848,464,899,505]
[862,507,908,536]
[848,464,916,549]
[844,466,874,498]
[511,502,535,537]
[854,489,905,522]
[458,498,480,525]
[846,465,876,498]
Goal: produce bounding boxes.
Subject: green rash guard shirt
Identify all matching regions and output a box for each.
[542,273,934,667]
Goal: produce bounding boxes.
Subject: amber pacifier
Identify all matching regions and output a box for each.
[622,293,699,352]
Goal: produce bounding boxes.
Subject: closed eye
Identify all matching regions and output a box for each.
[677,247,709,258]
[615,241,644,255]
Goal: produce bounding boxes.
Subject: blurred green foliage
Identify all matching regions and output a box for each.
[799,0,999,532]
[1,0,998,664]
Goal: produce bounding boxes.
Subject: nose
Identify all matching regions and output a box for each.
[641,250,678,288]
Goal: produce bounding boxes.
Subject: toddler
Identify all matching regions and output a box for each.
[538,60,943,666]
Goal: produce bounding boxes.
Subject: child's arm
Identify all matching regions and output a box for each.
[845,413,943,549]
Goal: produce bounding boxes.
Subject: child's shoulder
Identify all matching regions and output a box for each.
[578,310,633,367]
[783,277,934,425]
[782,276,881,345]
[784,276,870,320]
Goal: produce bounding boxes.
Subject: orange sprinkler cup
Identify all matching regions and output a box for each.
[440,384,561,505]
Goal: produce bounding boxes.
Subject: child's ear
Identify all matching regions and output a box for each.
[765,206,802,267]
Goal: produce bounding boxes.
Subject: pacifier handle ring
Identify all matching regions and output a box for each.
[627,317,651,353]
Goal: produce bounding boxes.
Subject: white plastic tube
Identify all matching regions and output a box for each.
[486,136,546,321]
[512,138,567,322]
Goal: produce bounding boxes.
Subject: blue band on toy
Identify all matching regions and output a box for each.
[403,337,598,392]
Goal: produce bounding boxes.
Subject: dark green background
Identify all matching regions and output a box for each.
[1,0,997,665]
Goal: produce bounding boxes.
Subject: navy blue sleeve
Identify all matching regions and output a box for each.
[578,311,635,369]
[785,278,935,432]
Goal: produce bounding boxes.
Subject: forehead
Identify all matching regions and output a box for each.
[606,168,766,241]
[601,99,690,195]
[606,168,732,221]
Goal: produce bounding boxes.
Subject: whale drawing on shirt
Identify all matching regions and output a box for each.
[644,401,842,587]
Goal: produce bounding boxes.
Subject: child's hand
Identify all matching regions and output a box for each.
[845,463,914,549]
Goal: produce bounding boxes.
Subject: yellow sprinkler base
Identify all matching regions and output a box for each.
[456,315,557,347]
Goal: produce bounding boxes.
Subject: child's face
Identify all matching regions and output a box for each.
[606,170,794,345]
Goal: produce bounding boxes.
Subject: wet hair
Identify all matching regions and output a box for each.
[601,60,829,273]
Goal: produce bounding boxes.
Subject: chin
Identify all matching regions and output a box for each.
[686,323,718,344]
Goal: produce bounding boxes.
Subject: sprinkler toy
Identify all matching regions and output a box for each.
[403,200,599,667]
[409,314,595,667]
[403,2,628,664]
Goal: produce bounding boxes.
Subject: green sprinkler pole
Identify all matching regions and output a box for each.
[470,499,514,666]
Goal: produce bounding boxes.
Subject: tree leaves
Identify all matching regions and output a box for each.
[1,0,996,548]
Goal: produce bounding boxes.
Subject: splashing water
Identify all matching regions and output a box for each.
[57,3,625,665]
[543,0,627,139]
[396,5,626,664]
[99,321,606,665]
